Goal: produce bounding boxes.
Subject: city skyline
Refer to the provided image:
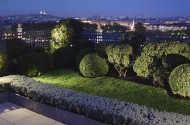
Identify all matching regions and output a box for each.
[0,0,190,17]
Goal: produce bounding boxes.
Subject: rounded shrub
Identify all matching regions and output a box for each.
[35,47,54,71]
[79,53,109,78]
[133,42,190,79]
[0,52,8,76]
[169,64,190,98]
[76,47,95,67]
[18,52,45,77]
[53,47,76,69]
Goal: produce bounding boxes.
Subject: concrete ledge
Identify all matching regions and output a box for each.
[0,92,108,125]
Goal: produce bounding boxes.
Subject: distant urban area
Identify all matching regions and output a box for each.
[1,11,190,50]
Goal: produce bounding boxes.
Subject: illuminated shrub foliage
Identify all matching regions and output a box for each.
[18,52,45,77]
[79,53,109,78]
[169,64,190,98]
[133,42,190,79]
[50,18,83,52]
[0,52,7,76]
[106,44,133,77]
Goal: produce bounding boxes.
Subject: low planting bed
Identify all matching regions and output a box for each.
[0,75,190,125]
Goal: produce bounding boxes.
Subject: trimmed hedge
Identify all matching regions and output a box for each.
[0,52,7,76]
[18,52,45,77]
[0,75,190,125]
[169,64,190,98]
[133,42,190,79]
[79,53,109,78]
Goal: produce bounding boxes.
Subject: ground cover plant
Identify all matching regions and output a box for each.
[34,69,190,116]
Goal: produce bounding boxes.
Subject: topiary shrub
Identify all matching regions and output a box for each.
[53,47,76,69]
[18,52,45,77]
[134,42,190,79]
[106,44,133,77]
[0,52,8,76]
[169,64,190,98]
[76,47,95,67]
[79,53,109,78]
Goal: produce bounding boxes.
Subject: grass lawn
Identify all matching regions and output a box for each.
[33,69,190,115]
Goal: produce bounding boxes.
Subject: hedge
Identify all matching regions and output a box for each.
[0,75,190,125]
[133,42,190,79]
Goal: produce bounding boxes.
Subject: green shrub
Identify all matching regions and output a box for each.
[53,47,76,69]
[162,54,190,71]
[106,44,133,77]
[133,42,190,79]
[76,47,95,67]
[0,53,7,76]
[79,53,109,77]
[50,18,83,52]
[153,69,169,87]
[96,42,111,57]
[34,47,54,71]
[18,52,45,77]
[72,40,95,54]
[169,64,190,98]
[41,52,54,71]
[6,38,33,60]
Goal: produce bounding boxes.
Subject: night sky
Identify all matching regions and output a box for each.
[0,0,190,17]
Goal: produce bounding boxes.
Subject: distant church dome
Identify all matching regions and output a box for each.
[40,10,47,15]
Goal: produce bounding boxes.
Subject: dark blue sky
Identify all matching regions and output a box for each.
[0,0,190,17]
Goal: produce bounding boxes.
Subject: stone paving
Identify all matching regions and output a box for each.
[0,102,66,125]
